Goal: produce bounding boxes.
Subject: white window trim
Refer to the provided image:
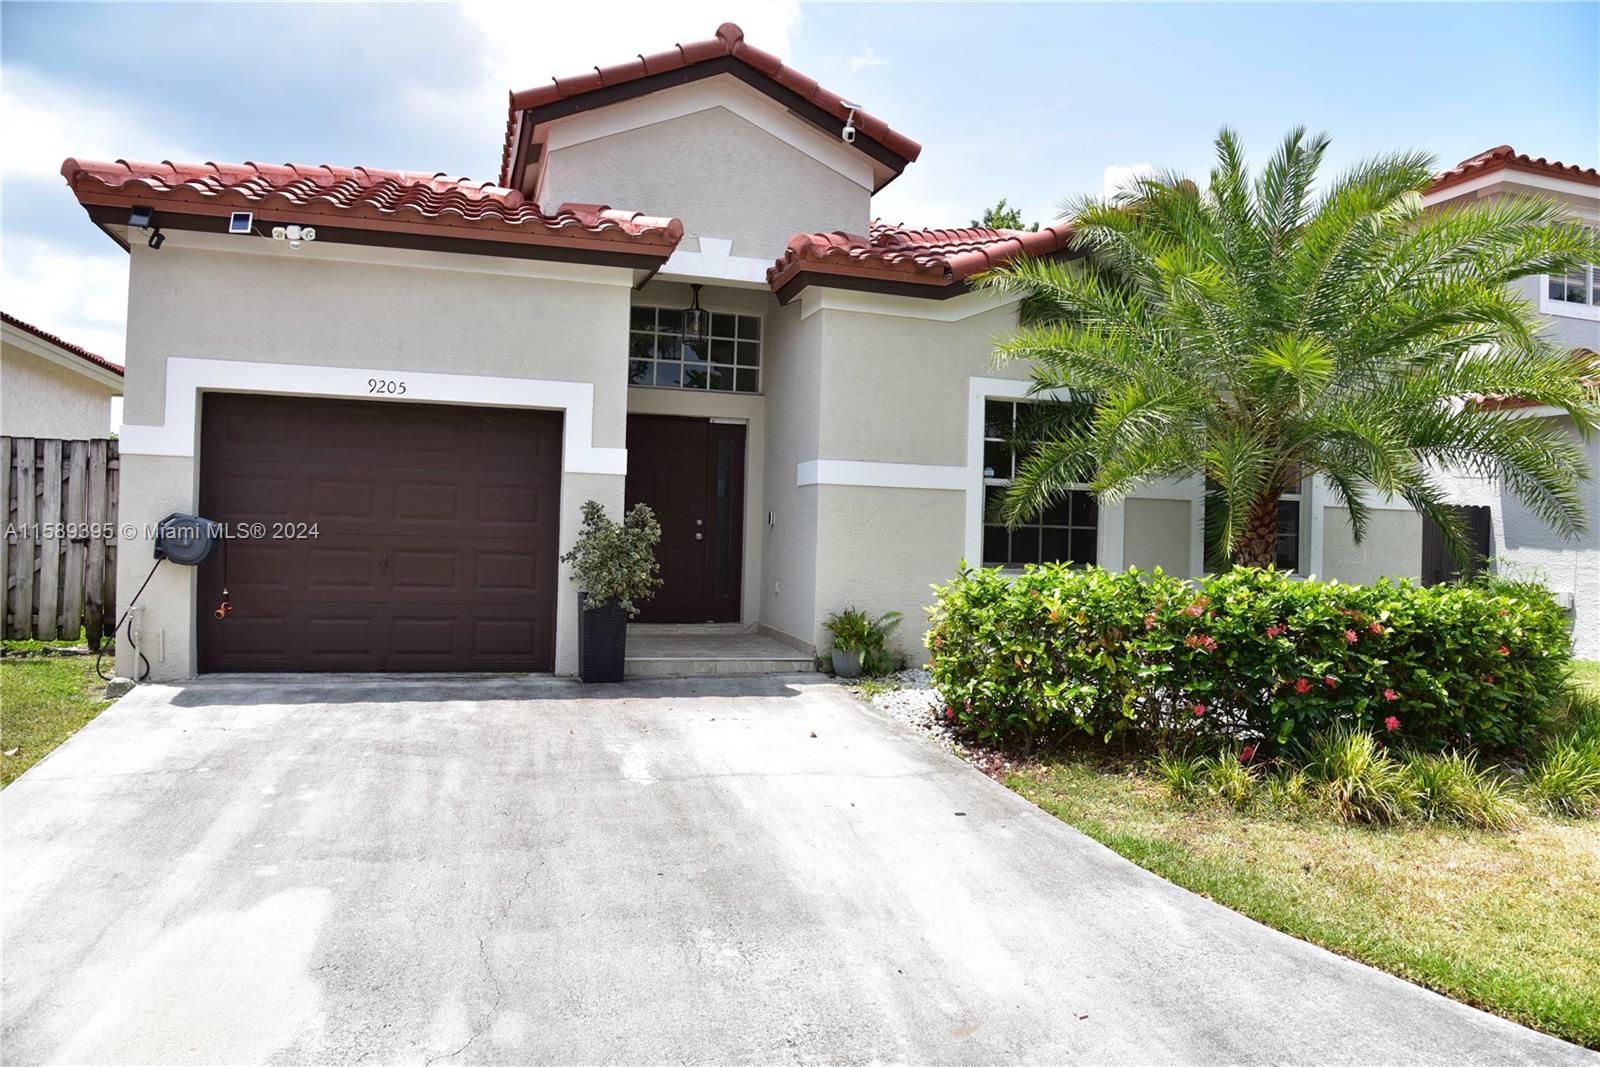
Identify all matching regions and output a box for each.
[117,357,627,475]
[1539,267,1600,321]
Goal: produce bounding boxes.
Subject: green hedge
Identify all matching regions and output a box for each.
[926,565,1571,753]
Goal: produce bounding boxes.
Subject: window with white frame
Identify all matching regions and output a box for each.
[628,306,761,393]
[1547,265,1599,308]
[981,398,1098,568]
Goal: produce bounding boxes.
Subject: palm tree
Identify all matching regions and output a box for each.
[977,128,1600,568]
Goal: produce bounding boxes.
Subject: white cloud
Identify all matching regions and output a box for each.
[1100,162,1157,200]
[847,46,888,73]
[0,68,197,180]
[1,236,129,363]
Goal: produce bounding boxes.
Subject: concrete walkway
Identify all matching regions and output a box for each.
[2,675,1591,1065]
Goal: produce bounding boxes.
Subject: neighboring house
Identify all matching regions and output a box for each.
[1423,146,1600,658]
[1,312,123,439]
[57,23,1598,678]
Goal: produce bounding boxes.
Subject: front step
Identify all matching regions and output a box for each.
[624,627,816,679]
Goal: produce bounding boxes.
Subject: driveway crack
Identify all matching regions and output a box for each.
[423,933,504,1065]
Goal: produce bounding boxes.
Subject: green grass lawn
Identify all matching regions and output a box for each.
[1007,744,1600,1048]
[1571,660,1600,695]
[2,651,115,787]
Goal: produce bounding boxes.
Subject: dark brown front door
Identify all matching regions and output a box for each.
[625,415,745,623]
[197,393,561,672]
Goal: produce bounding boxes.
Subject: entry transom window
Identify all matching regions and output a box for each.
[1548,265,1599,308]
[629,306,761,393]
[982,399,1098,568]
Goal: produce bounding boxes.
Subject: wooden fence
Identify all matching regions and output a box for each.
[1,437,119,647]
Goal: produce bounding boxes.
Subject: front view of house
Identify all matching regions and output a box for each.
[68,23,1596,679]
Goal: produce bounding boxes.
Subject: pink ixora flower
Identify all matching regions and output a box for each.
[1368,621,1383,636]
[1184,604,1205,618]
[1323,675,1338,688]
[1265,623,1286,639]
[1240,744,1257,762]
[1383,689,1399,702]
[1184,633,1218,653]
[1384,715,1401,733]
[1498,645,1510,656]
[1344,629,1359,644]
[945,706,956,720]
[1294,677,1313,695]
[1485,674,1497,685]
[1191,703,1206,717]
[1144,612,1159,630]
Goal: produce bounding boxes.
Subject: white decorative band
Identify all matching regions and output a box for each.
[117,357,628,476]
[797,459,968,491]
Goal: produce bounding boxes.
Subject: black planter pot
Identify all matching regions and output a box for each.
[578,597,628,683]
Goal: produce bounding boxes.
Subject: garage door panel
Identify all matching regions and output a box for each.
[199,393,560,672]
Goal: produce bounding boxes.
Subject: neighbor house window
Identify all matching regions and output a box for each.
[1548,265,1599,308]
[628,306,761,393]
[981,399,1098,568]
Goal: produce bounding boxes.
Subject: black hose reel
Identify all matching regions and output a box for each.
[153,513,223,566]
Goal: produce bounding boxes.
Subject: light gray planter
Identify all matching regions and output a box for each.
[831,648,863,678]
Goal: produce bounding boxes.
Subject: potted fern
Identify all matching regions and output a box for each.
[823,607,902,678]
[559,500,662,682]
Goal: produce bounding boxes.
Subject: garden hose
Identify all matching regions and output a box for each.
[95,558,163,683]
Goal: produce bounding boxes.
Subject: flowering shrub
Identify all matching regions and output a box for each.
[925,564,1570,752]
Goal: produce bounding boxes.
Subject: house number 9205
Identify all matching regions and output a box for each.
[368,378,407,395]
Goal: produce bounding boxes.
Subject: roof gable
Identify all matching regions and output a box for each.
[1429,145,1600,198]
[500,23,920,196]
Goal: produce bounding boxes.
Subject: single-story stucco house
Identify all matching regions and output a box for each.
[60,22,1598,678]
[1,312,123,440]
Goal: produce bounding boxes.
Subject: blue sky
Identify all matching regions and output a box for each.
[3,1,1596,361]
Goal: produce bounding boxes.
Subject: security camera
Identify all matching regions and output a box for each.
[271,226,286,240]
[285,225,303,241]
[300,227,316,242]
[841,101,863,144]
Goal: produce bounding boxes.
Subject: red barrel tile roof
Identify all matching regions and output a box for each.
[1471,350,1598,411]
[1430,145,1600,195]
[767,221,1076,294]
[61,158,684,257]
[2,311,123,375]
[500,22,921,188]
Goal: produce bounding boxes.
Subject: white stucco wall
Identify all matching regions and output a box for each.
[1,341,118,439]
[1436,416,1600,658]
[114,234,636,679]
[800,296,1030,655]
[1123,497,1193,577]
[1320,507,1423,585]
[540,104,869,262]
[758,299,822,648]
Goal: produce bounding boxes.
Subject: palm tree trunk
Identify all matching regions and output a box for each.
[1233,495,1281,568]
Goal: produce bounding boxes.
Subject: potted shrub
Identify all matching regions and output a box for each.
[823,607,902,678]
[559,500,662,682]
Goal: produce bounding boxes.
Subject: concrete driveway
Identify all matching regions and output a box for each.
[2,675,1590,1065]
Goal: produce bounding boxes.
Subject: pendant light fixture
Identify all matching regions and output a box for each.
[683,283,708,344]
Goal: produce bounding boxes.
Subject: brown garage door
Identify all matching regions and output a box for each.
[197,394,561,672]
